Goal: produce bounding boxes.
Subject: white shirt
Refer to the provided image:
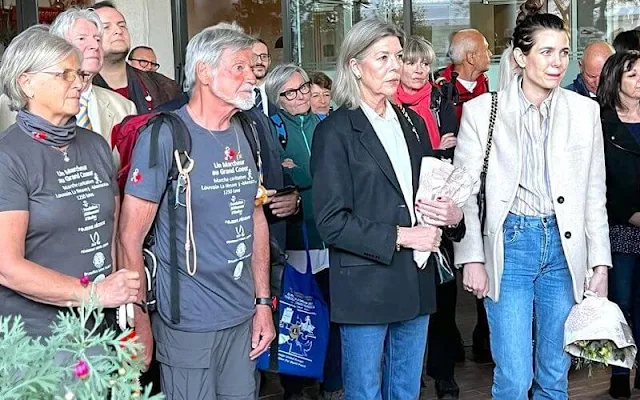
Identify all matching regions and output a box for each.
[457,77,478,93]
[361,100,416,225]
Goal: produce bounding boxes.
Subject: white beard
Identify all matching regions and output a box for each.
[211,79,255,111]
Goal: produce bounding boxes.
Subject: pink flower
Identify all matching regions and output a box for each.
[74,360,89,379]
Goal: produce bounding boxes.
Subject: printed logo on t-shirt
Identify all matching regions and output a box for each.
[51,163,113,281]
[130,168,143,184]
[224,146,239,161]
[200,135,258,281]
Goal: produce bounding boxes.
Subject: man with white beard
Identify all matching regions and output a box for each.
[117,23,275,399]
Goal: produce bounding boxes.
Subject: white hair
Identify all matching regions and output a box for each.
[264,64,310,108]
[50,7,103,40]
[183,22,255,96]
[333,19,404,110]
[0,26,81,111]
[448,29,481,65]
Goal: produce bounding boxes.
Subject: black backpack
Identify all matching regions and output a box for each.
[139,112,261,324]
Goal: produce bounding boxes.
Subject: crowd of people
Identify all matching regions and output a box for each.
[1,0,640,399]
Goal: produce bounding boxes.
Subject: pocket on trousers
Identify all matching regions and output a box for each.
[503,227,521,245]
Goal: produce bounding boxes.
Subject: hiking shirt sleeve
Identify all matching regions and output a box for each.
[124,125,173,203]
[0,149,28,212]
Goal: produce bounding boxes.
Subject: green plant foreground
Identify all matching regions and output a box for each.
[0,299,163,400]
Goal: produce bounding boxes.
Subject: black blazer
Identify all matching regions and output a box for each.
[602,106,640,225]
[310,104,464,324]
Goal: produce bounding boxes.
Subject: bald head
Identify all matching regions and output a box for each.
[581,40,614,94]
[449,29,492,74]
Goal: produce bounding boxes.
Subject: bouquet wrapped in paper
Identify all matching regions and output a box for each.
[564,291,637,374]
[413,157,475,280]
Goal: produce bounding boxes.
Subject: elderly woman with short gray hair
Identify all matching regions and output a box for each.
[0,27,139,338]
[310,19,465,400]
[265,64,344,398]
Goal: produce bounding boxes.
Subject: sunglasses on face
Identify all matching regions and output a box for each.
[130,58,160,71]
[279,82,311,101]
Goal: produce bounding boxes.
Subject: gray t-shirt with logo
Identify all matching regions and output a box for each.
[125,106,259,332]
[0,125,117,337]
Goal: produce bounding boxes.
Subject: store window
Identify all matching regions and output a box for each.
[412,0,521,66]
[186,0,284,63]
[1,0,92,59]
[291,0,404,71]
[576,0,640,51]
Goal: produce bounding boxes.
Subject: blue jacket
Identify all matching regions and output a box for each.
[565,74,592,98]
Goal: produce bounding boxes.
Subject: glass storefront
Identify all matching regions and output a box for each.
[289,0,405,71]
[186,0,284,65]
[1,1,93,58]
[286,0,640,73]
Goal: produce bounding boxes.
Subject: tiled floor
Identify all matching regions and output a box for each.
[260,279,639,399]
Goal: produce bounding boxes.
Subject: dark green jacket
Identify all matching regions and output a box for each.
[279,109,323,250]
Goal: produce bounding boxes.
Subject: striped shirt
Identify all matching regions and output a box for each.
[510,82,555,216]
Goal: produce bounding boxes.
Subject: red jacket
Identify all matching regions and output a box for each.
[439,64,489,123]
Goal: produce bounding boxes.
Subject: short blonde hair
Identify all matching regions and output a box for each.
[403,35,436,65]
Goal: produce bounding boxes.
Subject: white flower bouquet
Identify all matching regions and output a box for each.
[564,291,637,375]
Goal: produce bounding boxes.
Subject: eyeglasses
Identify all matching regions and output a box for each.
[130,58,160,71]
[279,82,311,101]
[254,53,271,62]
[30,68,90,82]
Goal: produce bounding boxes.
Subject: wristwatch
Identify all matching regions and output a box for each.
[255,296,277,311]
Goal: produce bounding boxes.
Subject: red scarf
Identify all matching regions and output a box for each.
[395,83,441,149]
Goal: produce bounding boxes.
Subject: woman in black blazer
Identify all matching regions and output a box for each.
[310,19,465,400]
[597,50,640,398]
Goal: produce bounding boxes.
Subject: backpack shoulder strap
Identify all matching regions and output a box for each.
[146,111,192,325]
[236,112,262,176]
[269,113,288,149]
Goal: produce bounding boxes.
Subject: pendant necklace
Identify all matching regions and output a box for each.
[51,145,71,162]
[188,106,242,160]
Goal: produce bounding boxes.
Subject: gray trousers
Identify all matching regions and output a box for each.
[152,314,256,400]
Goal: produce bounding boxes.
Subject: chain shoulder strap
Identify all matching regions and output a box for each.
[397,105,421,143]
[481,92,498,175]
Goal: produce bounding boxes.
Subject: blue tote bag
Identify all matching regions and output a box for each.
[257,224,330,379]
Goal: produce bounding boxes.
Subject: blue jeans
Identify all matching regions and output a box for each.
[609,252,640,376]
[340,314,429,400]
[485,214,575,400]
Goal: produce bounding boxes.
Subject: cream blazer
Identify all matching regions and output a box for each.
[453,78,612,303]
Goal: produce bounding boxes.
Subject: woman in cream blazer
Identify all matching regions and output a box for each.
[453,3,611,399]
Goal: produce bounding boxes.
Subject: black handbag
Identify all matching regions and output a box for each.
[477,92,498,233]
